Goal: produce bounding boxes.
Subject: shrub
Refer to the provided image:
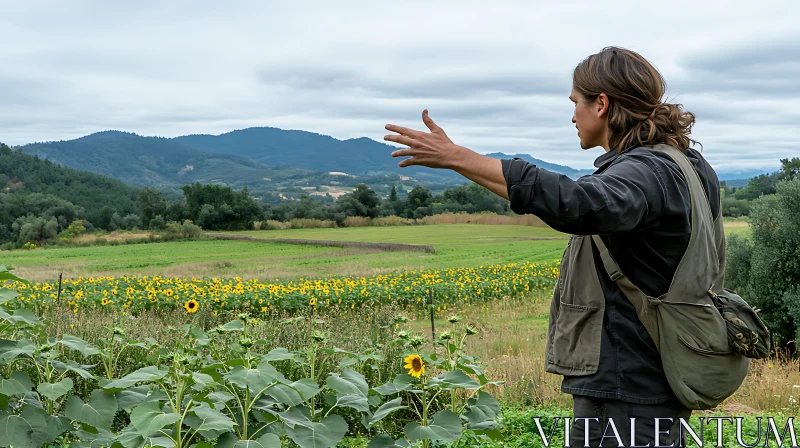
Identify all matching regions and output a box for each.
[726,177,800,351]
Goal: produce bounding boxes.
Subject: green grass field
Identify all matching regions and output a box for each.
[4,225,568,282]
[2,222,748,282]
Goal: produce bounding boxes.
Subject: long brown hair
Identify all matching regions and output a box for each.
[573,46,700,152]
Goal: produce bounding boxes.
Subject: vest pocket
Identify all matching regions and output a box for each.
[551,302,604,374]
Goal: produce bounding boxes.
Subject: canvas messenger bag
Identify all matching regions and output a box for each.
[590,144,771,410]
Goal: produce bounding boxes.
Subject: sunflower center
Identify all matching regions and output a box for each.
[412,358,422,370]
[189,302,196,308]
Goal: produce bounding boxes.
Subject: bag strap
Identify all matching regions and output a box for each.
[591,234,661,352]
[590,145,714,353]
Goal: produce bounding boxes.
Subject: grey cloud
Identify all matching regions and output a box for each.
[257,65,568,99]
[674,39,800,96]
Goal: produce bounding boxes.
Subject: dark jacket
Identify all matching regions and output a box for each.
[501,146,721,404]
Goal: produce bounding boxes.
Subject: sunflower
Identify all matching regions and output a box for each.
[184,299,199,313]
[101,298,112,306]
[309,297,317,306]
[403,354,425,378]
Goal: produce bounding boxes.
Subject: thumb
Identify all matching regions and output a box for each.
[422,109,443,133]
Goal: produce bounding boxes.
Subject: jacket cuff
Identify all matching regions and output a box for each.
[501,158,539,215]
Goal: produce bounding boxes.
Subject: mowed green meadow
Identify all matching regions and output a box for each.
[4,225,568,282]
[3,222,748,282]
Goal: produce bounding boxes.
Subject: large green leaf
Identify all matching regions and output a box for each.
[37,377,74,401]
[217,432,283,448]
[191,402,237,434]
[131,401,181,437]
[368,397,407,428]
[464,391,501,431]
[367,435,411,448]
[116,385,167,410]
[50,359,97,379]
[5,308,41,326]
[0,339,36,363]
[277,406,312,429]
[44,414,71,443]
[225,362,281,393]
[262,347,296,361]
[70,427,115,448]
[192,371,215,389]
[325,368,368,397]
[332,393,369,413]
[113,425,147,448]
[265,383,304,407]
[0,266,26,283]
[0,288,17,305]
[0,406,48,448]
[429,370,480,390]
[220,320,244,332]
[287,378,321,400]
[104,366,169,390]
[66,389,118,430]
[146,436,176,447]
[373,374,413,396]
[0,371,33,396]
[206,391,236,407]
[404,410,462,443]
[59,335,102,356]
[285,414,348,448]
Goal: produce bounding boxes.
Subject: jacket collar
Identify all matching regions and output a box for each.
[593,149,621,172]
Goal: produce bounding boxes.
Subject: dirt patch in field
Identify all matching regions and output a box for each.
[205,233,436,253]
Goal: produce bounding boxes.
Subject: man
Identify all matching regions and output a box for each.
[383,46,721,446]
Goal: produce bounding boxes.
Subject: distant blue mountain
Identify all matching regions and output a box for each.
[20,127,769,191]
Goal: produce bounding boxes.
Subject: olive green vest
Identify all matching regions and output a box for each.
[545,144,750,410]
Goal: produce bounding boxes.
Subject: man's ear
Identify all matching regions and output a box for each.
[596,93,610,118]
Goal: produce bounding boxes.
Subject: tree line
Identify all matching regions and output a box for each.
[720,158,800,217]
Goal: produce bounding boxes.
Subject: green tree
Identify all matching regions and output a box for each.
[136,188,168,228]
[726,176,800,351]
[389,185,398,202]
[779,157,800,179]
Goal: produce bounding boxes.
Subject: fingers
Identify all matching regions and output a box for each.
[398,157,420,168]
[422,109,443,133]
[384,134,418,147]
[391,149,417,158]
[385,124,420,136]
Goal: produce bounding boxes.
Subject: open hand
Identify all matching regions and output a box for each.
[384,109,464,169]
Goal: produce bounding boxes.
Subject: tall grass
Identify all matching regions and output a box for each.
[37,290,798,414]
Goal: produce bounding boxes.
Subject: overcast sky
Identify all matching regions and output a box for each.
[1,0,798,172]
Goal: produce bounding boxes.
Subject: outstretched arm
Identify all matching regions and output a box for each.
[384,109,508,199]
[385,110,664,235]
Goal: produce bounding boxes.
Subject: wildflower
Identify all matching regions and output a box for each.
[438,330,453,341]
[465,326,478,335]
[403,354,425,378]
[448,315,461,323]
[409,336,425,349]
[184,299,199,313]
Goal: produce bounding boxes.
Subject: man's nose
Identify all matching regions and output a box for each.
[572,114,576,124]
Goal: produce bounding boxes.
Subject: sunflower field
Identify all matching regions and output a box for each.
[1,261,559,316]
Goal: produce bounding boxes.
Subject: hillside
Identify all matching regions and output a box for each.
[0,142,138,224]
[18,127,767,197]
[174,128,605,182]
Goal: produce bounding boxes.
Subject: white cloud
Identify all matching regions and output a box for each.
[0,0,797,171]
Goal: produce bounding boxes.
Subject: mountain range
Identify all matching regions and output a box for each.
[17,127,768,198]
